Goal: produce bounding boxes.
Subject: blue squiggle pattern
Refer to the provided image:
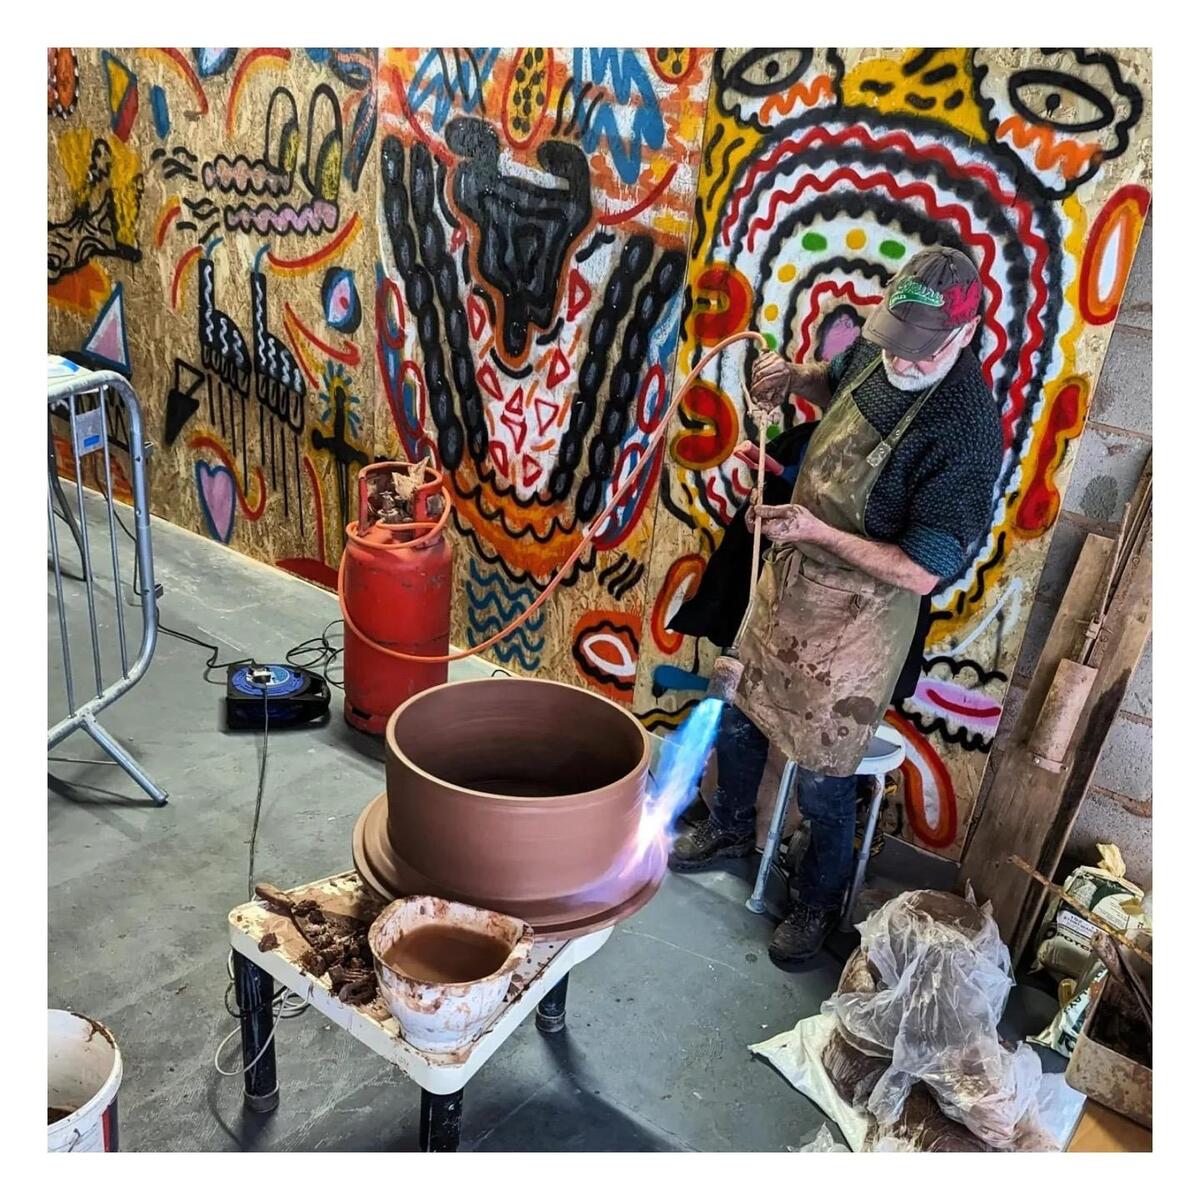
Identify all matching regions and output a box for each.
[466,559,545,670]
[408,48,501,133]
[595,281,685,547]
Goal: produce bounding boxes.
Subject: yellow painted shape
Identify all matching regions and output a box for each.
[778,263,797,283]
[843,48,987,141]
[674,103,764,369]
[58,127,95,200]
[764,303,779,321]
[846,228,867,250]
[55,127,141,245]
[108,137,143,245]
[105,53,131,116]
[652,211,690,240]
[1055,193,1089,379]
[677,103,702,145]
[316,141,342,203]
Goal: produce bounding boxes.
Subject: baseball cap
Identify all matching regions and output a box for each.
[863,247,982,360]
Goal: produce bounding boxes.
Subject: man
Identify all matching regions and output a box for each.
[668,246,1003,970]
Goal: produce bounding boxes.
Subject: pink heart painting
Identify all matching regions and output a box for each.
[195,461,236,544]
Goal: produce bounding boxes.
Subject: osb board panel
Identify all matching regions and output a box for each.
[375,48,712,695]
[47,48,380,585]
[634,48,1152,860]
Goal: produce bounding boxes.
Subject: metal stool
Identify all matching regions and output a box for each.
[745,725,906,928]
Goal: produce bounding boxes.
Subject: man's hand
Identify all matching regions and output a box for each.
[744,489,761,532]
[753,502,827,546]
[750,351,791,408]
[752,503,941,595]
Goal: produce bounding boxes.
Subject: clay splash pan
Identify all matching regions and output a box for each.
[352,677,666,939]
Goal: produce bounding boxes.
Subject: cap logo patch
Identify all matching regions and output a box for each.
[943,280,981,323]
[889,278,944,310]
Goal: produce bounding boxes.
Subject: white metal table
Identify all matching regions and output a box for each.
[227,872,612,1150]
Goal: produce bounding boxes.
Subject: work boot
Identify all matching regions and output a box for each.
[768,900,840,970]
[678,793,711,829]
[668,816,754,872]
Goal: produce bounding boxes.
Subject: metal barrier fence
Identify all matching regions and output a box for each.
[47,360,167,804]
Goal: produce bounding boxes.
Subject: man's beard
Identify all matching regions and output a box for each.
[881,349,961,392]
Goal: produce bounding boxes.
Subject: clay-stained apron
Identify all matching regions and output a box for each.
[736,354,941,776]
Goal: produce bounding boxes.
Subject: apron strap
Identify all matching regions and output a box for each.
[839,352,885,397]
[865,370,945,468]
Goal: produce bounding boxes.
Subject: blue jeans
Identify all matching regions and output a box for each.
[709,704,858,912]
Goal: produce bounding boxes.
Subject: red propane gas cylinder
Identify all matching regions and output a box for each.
[341,461,453,734]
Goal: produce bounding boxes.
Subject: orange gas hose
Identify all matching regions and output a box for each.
[338,329,767,663]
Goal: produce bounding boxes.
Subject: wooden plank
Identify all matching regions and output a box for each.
[1011,533,1116,744]
[1008,508,1152,956]
[961,494,1152,960]
[958,534,1115,939]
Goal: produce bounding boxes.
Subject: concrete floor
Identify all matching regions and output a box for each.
[49,497,979,1152]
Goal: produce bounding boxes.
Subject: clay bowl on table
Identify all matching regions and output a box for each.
[368,895,533,1054]
[352,677,662,937]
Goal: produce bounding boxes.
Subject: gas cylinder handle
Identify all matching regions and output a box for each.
[345,489,451,551]
[356,461,448,542]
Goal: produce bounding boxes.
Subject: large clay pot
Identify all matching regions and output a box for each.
[354,678,661,937]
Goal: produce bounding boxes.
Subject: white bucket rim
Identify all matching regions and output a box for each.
[48,1009,123,1138]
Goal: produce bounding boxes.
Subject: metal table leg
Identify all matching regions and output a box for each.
[536,974,569,1034]
[841,774,885,931]
[419,1088,463,1152]
[232,950,280,1113]
[746,760,797,914]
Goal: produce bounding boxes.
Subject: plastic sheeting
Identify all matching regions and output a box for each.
[824,890,1051,1148]
[751,1012,1084,1152]
[794,1123,851,1152]
[753,890,1086,1151]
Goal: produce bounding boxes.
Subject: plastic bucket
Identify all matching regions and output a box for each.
[48,1010,122,1152]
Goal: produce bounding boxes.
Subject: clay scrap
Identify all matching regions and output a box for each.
[255,882,379,1005]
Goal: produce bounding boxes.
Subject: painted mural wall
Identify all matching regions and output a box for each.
[48,48,380,585]
[374,48,710,689]
[48,48,1152,861]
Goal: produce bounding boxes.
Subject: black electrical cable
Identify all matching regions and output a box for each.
[57,481,316,1039]
[246,686,269,900]
[108,504,340,687]
[99,498,325,911]
[285,619,345,692]
[98,503,252,677]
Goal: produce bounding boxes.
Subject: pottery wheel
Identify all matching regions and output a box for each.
[353,793,666,939]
